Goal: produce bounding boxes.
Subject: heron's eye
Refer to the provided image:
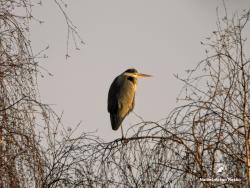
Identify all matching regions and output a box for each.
[127,76,135,83]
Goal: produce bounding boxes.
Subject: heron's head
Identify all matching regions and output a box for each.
[123,68,152,78]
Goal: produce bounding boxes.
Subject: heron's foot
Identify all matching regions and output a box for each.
[121,136,129,144]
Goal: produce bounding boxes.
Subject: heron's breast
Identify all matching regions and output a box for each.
[118,82,136,117]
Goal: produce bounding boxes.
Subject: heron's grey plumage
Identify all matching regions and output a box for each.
[108,69,137,130]
[108,68,151,137]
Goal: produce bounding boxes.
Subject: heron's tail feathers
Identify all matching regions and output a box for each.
[110,114,123,130]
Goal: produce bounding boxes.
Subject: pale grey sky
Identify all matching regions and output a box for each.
[31,0,250,141]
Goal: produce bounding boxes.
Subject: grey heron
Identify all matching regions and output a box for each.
[108,68,152,138]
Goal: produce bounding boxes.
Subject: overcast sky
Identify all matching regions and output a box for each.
[31,0,250,141]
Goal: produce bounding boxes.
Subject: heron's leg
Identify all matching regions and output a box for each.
[121,125,124,139]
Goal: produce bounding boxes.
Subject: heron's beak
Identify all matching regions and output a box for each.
[134,73,152,78]
[125,72,152,78]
